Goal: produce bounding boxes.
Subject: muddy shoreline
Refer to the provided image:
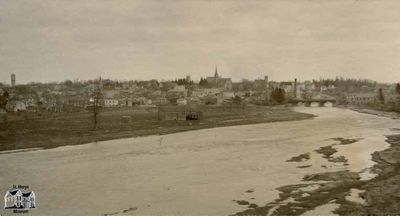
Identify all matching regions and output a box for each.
[232,134,400,216]
[350,107,400,120]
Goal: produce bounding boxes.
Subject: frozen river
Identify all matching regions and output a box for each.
[1,107,399,216]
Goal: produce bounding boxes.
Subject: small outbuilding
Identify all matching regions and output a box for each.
[157,105,203,121]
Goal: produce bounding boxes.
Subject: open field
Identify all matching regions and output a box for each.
[0,105,313,151]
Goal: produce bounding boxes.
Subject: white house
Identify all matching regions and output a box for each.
[6,100,27,112]
[204,88,222,96]
[177,98,187,106]
[320,85,328,92]
[346,93,376,105]
[104,99,119,107]
[222,91,235,99]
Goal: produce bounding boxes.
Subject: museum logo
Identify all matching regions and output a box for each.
[4,185,36,213]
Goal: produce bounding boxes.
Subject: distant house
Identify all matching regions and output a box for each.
[280,82,294,94]
[6,100,27,112]
[204,88,222,96]
[15,101,27,112]
[159,81,177,91]
[158,105,203,121]
[328,84,336,90]
[320,85,328,92]
[4,190,36,209]
[173,85,185,92]
[222,91,235,99]
[279,80,301,98]
[104,98,119,107]
[103,90,120,99]
[385,94,400,104]
[145,99,152,105]
[346,93,376,105]
[168,85,187,95]
[187,97,202,105]
[191,89,207,98]
[66,96,88,109]
[46,102,63,112]
[216,91,236,105]
[124,98,134,107]
[234,91,247,98]
[253,76,269,90]
[23,98,37,108]
[202,95,218,105]
[134,97,152,105]
[155,95,167,105]
[167,85,188,102]
[176,98,188,106]
[250,91,269,104]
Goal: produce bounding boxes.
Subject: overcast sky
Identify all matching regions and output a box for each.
[1,0,400,84]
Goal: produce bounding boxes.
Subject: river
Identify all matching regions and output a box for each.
[0,107,399,216]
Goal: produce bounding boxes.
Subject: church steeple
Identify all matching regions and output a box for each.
[214,65,219,78]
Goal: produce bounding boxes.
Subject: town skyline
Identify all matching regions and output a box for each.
[2,0,400,84]
[0,71,394,86]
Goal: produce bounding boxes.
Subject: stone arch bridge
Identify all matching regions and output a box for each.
[288,98,336,107]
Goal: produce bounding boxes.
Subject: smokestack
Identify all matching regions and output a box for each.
[294,78,297,98]
[11,73,16,87]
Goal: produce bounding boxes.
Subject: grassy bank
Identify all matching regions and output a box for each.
[0,105,313,151]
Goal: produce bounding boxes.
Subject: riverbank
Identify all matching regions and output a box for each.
[350,107,400,120]
[232,114,400,215]
[348,134,400,215]
[0,106,313,151]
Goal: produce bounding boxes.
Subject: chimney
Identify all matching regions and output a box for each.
[294,78,298,98]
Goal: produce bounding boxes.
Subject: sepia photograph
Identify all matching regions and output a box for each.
[1,0,400,215]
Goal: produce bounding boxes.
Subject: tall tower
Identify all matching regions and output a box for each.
[11,73,16,87]
[99,76,103,87]
[214,65,219,78]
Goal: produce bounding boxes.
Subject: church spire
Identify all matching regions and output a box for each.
[214,65,219,78]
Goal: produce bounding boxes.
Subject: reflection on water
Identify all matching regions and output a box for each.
[0,107,399,216]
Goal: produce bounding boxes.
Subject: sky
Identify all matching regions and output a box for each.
[1,0,400,84]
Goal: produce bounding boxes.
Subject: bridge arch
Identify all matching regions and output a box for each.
[288,99,336,107]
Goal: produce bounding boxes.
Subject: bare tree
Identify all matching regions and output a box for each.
[395,83,400,111]
[396,83,400,95]
[0,89,9,110]
[90,77,103,130]
[378,88,385,104]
